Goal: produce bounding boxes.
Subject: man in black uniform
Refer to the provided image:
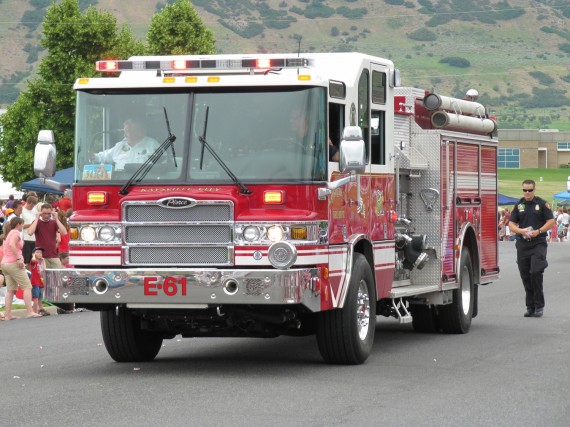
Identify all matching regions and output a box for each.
[509,179,555,318]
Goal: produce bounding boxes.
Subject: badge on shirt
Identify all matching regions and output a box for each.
[518,204,525,212]
[535,205,540,211]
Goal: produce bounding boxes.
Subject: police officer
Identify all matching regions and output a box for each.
[509,179,555,318]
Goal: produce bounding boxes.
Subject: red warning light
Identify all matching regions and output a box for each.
[256,58,271,69]
[96,61,118,71]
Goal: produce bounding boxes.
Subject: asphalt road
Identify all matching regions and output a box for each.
[2,242,570,427]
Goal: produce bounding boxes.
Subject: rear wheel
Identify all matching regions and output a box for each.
[101,309,163,362]
[317,253,376,364]
[439,248,474,334]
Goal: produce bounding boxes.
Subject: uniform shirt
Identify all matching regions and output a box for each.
[94,137,159,170]
[510,196,554,239]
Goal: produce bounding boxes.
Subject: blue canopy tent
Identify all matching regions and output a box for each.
[554,191,570,207]
[553,191,570,200]
[20,167,74,195]
[498,193,519,205]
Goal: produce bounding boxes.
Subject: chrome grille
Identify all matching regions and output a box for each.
[127,247,230,265]
[125,225,231,244]
[125,203,231,222]
[122,200,234,266]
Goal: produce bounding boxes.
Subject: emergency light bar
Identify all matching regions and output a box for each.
[96,57,311,73]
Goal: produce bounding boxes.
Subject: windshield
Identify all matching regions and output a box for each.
[75,87,327,184]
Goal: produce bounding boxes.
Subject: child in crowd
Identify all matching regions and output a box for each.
[59,251,72,268]
[30,247,49,316]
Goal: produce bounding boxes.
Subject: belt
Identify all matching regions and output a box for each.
[518,235,547,242]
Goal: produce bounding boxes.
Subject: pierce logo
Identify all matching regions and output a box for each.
[159,197,195,209]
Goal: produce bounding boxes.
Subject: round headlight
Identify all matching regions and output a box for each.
[98,226,116,242]
[80,226,96,242]
[268,241,297,269]
[243,226,261,242]
[267,225,284,242]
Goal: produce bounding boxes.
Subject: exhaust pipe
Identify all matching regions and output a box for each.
[92,278,109,295]
[223,279,239,296]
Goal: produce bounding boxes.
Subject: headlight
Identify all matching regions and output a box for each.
[243,226,261,242]
[98,226,115,241]
[268,241,297,269]
[80,226,96,242]
[267,225,284,242]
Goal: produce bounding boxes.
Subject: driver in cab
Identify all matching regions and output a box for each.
[90,119,159,170]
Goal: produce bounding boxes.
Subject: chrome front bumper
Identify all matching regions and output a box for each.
[45,268,321,312]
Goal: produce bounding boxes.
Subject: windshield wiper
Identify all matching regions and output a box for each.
[198,106,252,195]
[119,107,177,195]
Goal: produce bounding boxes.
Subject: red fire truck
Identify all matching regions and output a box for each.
[34,52,499,364]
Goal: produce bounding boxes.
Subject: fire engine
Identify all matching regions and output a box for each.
[34,52,499,364]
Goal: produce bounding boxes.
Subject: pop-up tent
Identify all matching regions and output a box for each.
[498,193,519,205]
[20,167,74,195]
[553,191,570,200]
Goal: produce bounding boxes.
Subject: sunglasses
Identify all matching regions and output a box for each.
[522,189,534,193]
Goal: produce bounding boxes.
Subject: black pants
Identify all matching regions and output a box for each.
[515,239,548,310]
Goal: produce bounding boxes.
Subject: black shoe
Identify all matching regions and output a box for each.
[533,309,544,318]
[524,309,534,317]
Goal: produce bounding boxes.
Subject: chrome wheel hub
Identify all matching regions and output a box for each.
[356,280,370,341]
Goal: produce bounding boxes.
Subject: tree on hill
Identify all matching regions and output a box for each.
[0,0,215,187]
[147,0,216,55]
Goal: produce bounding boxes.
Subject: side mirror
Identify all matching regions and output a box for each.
[34,130,57,178]
[339,126,366,175]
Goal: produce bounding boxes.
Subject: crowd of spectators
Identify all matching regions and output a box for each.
[0,190,73,321]
[500,205,570,242]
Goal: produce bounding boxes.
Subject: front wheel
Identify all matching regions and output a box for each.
[439,248,474,334]
[317,253,376,364]
[101,309,163,362]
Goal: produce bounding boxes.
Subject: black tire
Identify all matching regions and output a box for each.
[317,253,376,365]
[100,309,163,362]
[439,248,474,334]
[411,304,440,333]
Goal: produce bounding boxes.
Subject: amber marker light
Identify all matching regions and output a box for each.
[185,76,198,83]
[77,78,90,84]
[264,191,284,204]
[88,191,108,205]
[69,228,79,240]
[163,77,175,83]
[298,75,311,81]
[291,227,307,240]
[207,76,220,83]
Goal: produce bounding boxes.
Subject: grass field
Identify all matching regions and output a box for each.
[499,168,570,205]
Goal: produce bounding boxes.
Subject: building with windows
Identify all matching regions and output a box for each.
[498,129,570,169]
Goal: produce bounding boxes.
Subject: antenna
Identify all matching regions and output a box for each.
[297,36,302,74]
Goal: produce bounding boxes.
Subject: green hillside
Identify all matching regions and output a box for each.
[0,0,569,130]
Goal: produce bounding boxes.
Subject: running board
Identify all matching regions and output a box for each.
[390,284,441,299]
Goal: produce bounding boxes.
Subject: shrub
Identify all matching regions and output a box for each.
[336,7,368,19]
[559,43,570,54]
[529,71,555,85]
[439,57,471,68]
[304,4,335,19]
[408,27,437,41]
